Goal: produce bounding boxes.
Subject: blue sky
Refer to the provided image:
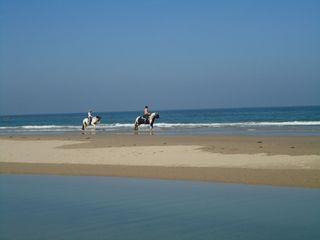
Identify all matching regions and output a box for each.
[1,0,320,115]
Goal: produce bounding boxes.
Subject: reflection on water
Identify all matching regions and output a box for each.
[1,175,320,240]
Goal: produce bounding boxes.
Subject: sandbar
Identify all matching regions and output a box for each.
[1,134,320,188]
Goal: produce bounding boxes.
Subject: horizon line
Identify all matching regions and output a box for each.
[1,104,319,117]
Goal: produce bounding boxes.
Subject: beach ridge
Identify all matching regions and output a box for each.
[1,134,320,188]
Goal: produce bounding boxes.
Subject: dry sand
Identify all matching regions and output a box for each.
[1,134,320,188]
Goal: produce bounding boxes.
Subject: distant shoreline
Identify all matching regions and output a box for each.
[1,134,320,188]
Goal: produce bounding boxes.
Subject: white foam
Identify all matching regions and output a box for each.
[155,121,320,128]
[0,121,320,133]
[0,125,81,132]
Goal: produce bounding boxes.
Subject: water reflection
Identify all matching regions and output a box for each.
[1,175,320,240]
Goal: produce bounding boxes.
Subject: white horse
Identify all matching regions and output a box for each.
[134,112,160,130]
[82,116,101,130]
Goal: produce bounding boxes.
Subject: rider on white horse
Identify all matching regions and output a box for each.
[88,110,93,125]
[82,111,101,130]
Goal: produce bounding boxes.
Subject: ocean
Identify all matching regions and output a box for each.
[1,175,319,240]
[1,106,320,136]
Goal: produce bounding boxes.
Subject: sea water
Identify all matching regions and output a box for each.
[0,174,319,240]
[0,106,320,136]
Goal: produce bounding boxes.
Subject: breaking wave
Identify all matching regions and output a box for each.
[1,121,320,134]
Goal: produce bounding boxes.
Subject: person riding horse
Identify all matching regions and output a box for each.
[88,110,93,125]
[143,106,151,123]
[82,111,101,130]
[134,106,159,130]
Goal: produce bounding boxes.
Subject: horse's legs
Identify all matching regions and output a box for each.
[82,121,87,130]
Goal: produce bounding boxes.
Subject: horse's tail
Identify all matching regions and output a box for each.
[82,123,85,130]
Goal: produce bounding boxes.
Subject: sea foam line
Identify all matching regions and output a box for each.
[155,121,320,128]
[0,121,320,131]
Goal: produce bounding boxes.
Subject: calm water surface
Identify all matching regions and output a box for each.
[1,174,320,240]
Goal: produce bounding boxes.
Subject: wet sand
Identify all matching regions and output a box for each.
[1,134,320,188]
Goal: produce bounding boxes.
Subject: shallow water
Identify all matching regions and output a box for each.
[1,174,320,240]
[1,106,320,136]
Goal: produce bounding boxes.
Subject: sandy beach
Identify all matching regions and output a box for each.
[1,134,320,188]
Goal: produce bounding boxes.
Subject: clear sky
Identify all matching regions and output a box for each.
[1,0,319,115]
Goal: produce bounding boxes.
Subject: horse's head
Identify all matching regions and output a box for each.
[95,116,101,123]
[151,112,160,119]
